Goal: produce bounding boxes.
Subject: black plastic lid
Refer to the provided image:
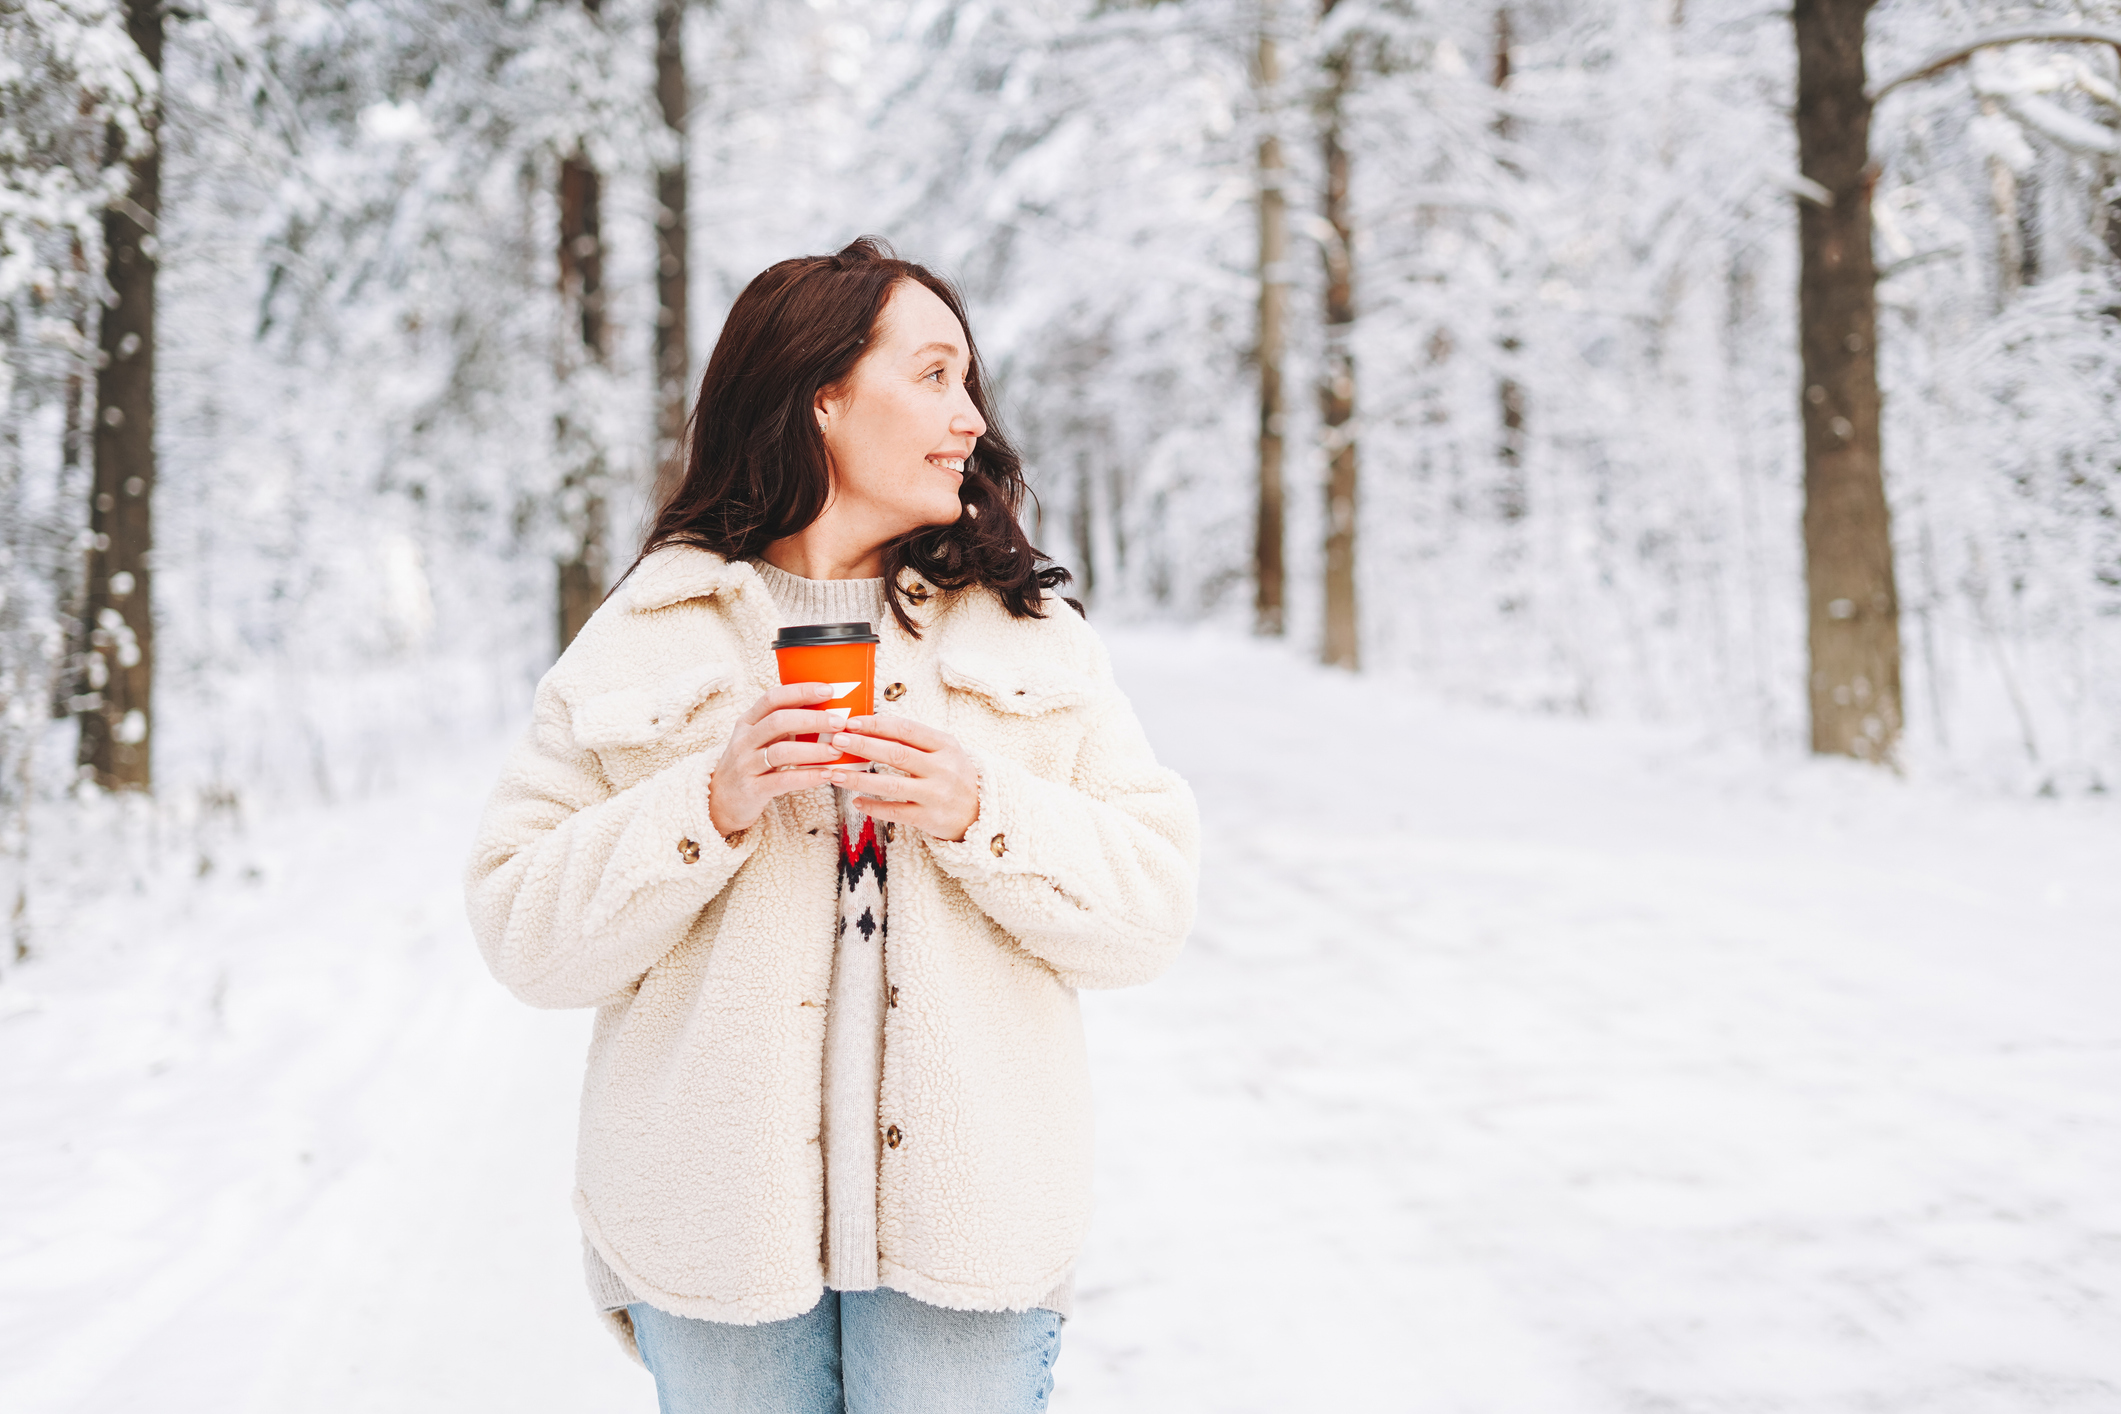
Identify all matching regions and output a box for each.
[772,621,879,649]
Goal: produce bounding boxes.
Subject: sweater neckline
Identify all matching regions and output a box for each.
[747,558,890,629]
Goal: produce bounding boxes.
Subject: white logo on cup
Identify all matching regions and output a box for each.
[816,682,862,735]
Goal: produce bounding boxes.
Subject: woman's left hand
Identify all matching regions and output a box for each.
[824,715,981,843]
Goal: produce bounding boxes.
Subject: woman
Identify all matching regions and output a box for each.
[465,237,1199,1412]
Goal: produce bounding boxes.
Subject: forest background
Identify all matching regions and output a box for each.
[5,0,2121,946]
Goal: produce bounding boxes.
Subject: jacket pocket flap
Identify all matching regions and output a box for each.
[939,652,1094,716]
[572,662,736,749]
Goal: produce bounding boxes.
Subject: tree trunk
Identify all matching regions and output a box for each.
[2105,169,2121,263]
[1318,6,1359,670]
[556,148,608,653]
[1496,361,1527,519]
[1492,8,1527,521]
[1982,101,2025,308]
[52,239,90,722]
[1794,0,1902,761]
[1254,24,1288,637]
[4,320,33,961]
[78,0,161,793]
[1071,449,1097,602]
[653,0,690,509]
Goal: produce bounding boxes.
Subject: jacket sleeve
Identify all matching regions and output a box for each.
[920,661,1199,991]
[464,679,758,1010]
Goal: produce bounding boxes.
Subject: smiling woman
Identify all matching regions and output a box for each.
[802,281,986,564]
[465,238,1200,1413]
[640,236,1066,638]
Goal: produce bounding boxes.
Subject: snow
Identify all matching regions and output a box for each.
[5,627,2120,1411]
[1068,629,2121,1410]
[0,739,628,1411]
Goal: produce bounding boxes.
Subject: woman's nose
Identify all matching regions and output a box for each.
[951,395,986,439]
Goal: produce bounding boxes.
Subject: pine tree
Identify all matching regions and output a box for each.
[1794,0,1902,762]
[652,0,691,509]
[78,0,163,792]
[1318,0,1359,668]
[555,1,611,654]
[1255,14,1290,638]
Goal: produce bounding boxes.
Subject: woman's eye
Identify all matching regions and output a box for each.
[925,367,947,384]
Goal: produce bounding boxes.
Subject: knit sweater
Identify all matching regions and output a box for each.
[582,560,1071,1319]
[755,562,893,1294]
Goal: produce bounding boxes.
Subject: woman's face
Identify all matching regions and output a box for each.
[816,280,987,541]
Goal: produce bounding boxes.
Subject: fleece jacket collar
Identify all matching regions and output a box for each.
[621,545,757,613]
[622,545,942,633]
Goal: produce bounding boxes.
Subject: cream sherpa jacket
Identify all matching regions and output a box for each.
[465,545,1199,1332]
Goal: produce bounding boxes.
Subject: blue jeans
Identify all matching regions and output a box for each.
[628,1289,1063,1414]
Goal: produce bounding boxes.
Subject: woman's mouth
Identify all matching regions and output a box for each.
[928,455,966,474]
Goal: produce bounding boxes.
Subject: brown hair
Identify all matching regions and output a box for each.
[630,236,1073,634]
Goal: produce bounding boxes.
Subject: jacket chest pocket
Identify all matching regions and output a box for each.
[938,652,1094,782]
[570,662,743,785]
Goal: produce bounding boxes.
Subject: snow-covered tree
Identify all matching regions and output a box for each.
[2,0,155,948]
[12,0,2121,964]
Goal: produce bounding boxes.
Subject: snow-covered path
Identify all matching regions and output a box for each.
[1069,632,2121,1411]
[1,738,637,1411]
[5,628,2119,1412]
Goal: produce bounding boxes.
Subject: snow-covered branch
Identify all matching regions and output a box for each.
[1869,26,2121,103]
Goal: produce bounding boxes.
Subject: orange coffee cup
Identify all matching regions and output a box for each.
[771,621,879,767]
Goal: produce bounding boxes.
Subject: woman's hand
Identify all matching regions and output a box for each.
[708,683,846,837]
[825,715,982,843]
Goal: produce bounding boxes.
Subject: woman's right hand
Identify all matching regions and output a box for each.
[708,683,846,837]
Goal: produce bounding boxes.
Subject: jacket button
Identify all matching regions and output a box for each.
[885,1125,903,1149]
[677,837,701,865]
[989,833,1007,857]
[883,682,906,702]
[888,985,900,1008]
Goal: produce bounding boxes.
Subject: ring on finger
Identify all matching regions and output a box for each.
[763,742,780,770]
